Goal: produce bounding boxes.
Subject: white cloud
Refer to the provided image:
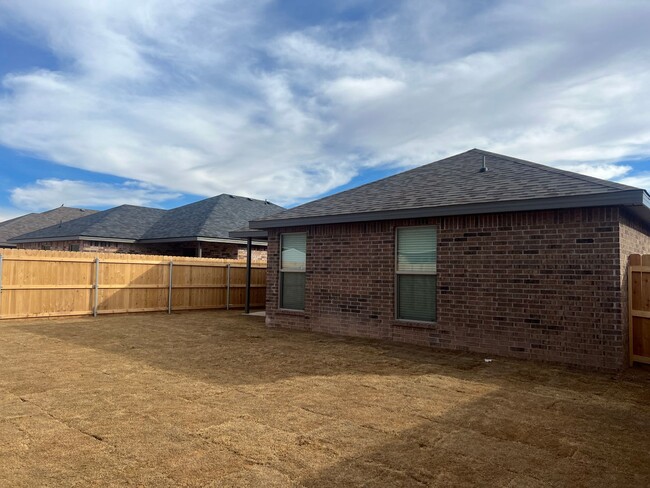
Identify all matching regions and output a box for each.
[617,173,650,192]
[0,0,649,205]
[555,162,632,181]
[324,77,405,105]
[0,207,24,223]
[10,179,180,211]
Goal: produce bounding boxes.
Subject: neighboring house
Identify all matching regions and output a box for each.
[137,194,283,260]
[10,205,167,253]
[0,206,97,248]
[11,195,284,260]
[249,149,650,370]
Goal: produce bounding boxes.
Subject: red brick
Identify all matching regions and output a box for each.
[266,207,650,371]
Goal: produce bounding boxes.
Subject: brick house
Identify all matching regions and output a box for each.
[11,195,283,261]
[249,149,650,370]
[0,206,97,248]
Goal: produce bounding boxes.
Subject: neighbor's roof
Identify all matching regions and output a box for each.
[139,194,284,242]
[10,205,167,243]
[250,149,650,228]
[0,207,98,247]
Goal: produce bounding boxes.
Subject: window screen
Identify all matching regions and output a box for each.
[280,233,306,310]
[396,227,437,322]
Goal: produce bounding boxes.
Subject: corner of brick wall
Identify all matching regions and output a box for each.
[618,209,650,367]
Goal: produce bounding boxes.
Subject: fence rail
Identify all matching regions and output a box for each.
[628,254,650,366]
[0,249,266,320]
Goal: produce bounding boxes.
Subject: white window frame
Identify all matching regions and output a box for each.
[395,225,438,323]
[279,232,307,311]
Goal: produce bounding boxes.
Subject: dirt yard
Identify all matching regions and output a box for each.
[0,311,648,487]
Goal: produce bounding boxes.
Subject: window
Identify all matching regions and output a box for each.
[68,244,80,252]
[396,226,437,322]
[280,233,306,310]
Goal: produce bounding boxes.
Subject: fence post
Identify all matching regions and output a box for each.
[226,264,231,310]
[168,261,174,314]
[93,257,99,317]
[0,254,3,318]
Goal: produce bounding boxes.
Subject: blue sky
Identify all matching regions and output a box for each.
[0,0,649,220]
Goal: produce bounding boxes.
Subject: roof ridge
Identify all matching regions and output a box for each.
[470,148,635,192]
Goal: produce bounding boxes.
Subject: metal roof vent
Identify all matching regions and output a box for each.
[479,156,489,173]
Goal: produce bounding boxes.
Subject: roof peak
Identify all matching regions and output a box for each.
[250,149,647,229]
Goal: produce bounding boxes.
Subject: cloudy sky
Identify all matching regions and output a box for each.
[0,0,649,221]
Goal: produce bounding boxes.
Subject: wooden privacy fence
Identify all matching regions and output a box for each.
[0,249,266,319]
[628,254,650,365]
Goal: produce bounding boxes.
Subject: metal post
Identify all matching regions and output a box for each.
[0,254,3,318]
[244,238,252,314]
[168,261,174,314]
[226,264,231,310]
[93,258,99,317]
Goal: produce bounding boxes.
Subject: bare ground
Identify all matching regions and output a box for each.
[0,310,648,487]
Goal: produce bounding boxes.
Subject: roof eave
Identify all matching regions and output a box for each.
[228,229,268,239]
[250,190,648,229]
[9,235,138,244]
[138,236,267,246]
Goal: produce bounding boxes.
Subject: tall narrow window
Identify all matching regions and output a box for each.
[280,233,306,310]
[396,226,437,322]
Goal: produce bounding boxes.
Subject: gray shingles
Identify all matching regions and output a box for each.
[252,149,639,225]
[140,194,284,241]
[9,196,285,244]
[0,207,98,247]
[10,205,167,242]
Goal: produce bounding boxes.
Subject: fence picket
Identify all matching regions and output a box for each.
[628,254,650,365]
[0,249,266,319]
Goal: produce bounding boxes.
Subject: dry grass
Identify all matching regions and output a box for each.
[0,311,648,487]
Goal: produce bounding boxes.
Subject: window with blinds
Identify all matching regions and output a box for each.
[396,226,437,322]
[280,233,306,310]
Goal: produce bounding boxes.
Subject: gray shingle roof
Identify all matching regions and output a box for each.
[0,207,98,247]
[10,205,167,242]
[9,195,286,244]
[140,194,284,241]
[251,149,647,228]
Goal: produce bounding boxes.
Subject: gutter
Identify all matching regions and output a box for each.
[250,190,649,229]
[137,236,267,246]
[228,229,268,239]
[9,235,138,244]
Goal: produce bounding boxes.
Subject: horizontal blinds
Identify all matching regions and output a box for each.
[281,233,306,310]
[281,272,306,310]
[281,233,306,271]
[397,227,437,273]
[398,275,437,322]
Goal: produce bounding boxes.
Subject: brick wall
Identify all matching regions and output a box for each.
[266,207,642,370]
[18,240,267,262]
[619,210,650,364]
[19,240,143,253]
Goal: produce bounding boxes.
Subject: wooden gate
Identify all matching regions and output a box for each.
[628,254,650,365]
